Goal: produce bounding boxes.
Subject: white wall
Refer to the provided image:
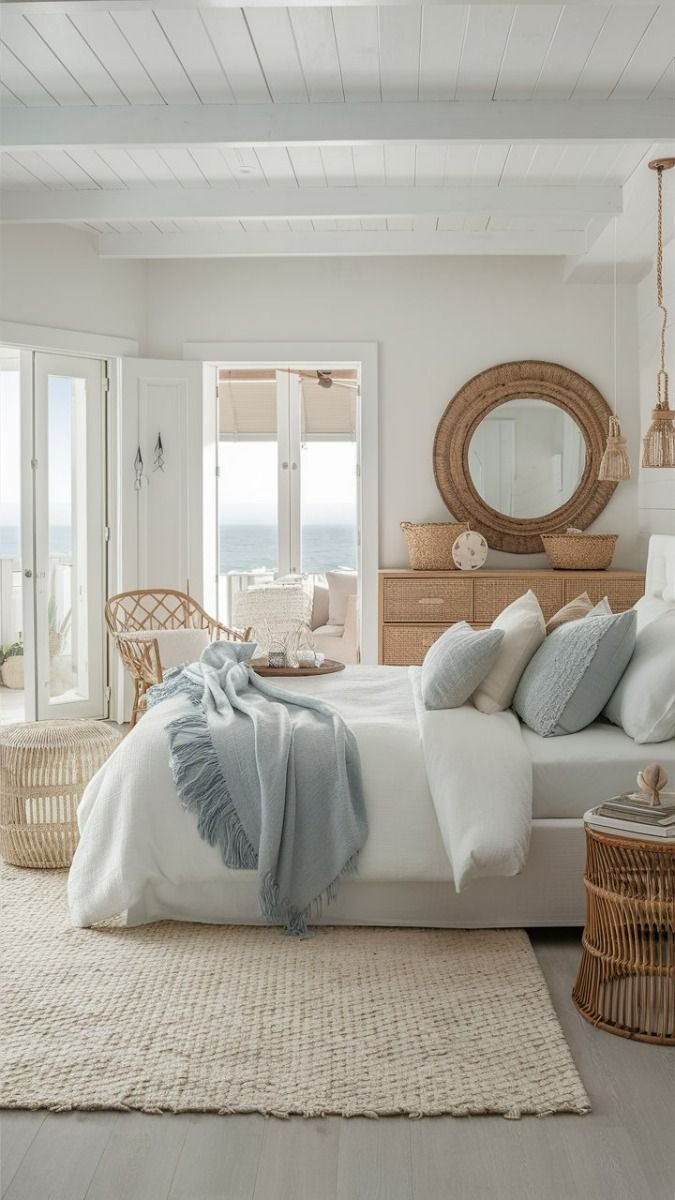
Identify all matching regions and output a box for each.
[144,254,644,570]
[637,243,675,539]
[0,224,146,346]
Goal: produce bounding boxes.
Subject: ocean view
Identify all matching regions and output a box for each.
[0,525,357,575]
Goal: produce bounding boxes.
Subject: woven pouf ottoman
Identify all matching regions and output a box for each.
[0,720,123,869]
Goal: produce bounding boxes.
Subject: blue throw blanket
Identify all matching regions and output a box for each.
[148,641,367,934]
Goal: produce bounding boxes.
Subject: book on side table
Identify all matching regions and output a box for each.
[585,793,675,840]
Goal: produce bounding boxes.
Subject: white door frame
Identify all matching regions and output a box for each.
[186,341,378,664]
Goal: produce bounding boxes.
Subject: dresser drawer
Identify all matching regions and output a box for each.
[562,576,644,612]
[381,624,449,665]
[473,576,564,622]
[382,576,473,624]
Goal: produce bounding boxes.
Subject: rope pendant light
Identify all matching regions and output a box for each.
[642,156,675,469]
[599,218,631,481]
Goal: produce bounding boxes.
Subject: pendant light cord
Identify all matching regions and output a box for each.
[656,165,669,410]
[613,216,617,417]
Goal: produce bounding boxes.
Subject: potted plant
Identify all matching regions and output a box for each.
[0,641,24,690]
[48,594,71,659]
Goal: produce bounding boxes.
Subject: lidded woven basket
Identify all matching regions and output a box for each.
[401,522,471,570]
[541,533,618,571]
[0,720,123,868]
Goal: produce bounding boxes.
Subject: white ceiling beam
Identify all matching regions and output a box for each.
[2,102,670,152]
[1,1,661,11]
[0,184,623,224]
[97,229,588,259]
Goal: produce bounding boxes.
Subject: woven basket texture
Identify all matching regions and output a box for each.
[0,721,123,869]
[541,534,618,571]
[401,522,470,570]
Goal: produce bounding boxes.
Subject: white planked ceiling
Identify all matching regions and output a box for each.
[0,4,672,107]
[0,3,672,262]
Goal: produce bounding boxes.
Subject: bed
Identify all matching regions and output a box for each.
[68,535,675,931]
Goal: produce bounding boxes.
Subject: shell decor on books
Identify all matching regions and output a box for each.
[452,530,488,571]
[637,763,669,808]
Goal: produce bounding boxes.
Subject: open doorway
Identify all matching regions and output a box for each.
[215,364,361,664]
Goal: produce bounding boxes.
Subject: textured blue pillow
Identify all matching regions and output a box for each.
[512,610,636,736]
[421,621,504,710]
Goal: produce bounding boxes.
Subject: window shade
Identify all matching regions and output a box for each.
[218,377,356,441]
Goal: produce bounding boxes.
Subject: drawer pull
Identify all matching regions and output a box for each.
[417,597,445,606]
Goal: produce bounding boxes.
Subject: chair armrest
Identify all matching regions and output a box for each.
[210,619,254,643]
[114,633,163,687]
[342,593,359,648]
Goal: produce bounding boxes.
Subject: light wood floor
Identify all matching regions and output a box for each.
[1,930,673,1200]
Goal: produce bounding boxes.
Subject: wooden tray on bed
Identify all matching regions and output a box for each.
[250,658,346,677]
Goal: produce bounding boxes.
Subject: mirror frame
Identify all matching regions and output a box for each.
[433,360,617,554]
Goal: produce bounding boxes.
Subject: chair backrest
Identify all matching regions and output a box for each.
[105,589,209,636]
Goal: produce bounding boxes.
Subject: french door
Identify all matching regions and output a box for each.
[23,353,106,720]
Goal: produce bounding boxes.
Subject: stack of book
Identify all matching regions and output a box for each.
[585,794,675,840]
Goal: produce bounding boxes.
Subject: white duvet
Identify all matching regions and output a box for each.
[68,666,532,927]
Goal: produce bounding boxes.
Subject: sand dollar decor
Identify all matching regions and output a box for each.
[0,867,589,1118]
[452,530,488,571]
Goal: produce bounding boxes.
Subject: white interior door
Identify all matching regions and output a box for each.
[33,353,106,720]
[118,359,203,597]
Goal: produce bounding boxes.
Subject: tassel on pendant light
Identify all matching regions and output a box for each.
[599,218,631,481]
[642,157,675,469]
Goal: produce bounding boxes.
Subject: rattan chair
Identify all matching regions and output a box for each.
[105,589,252,726]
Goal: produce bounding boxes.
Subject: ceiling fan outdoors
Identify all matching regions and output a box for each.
[278,368,359,392]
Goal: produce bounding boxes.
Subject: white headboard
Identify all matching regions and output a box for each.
[645,534,675,603]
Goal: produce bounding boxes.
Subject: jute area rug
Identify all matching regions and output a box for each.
[1,866,589,1119]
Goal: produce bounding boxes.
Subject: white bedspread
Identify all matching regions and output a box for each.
[68,666,531,927]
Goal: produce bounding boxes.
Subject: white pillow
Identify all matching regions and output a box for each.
[311,581,330,631]
[604,609,675,743]
[472,590,546,715]
[131,628,210,669]
[634,593,672,633]
[326,570,357,625]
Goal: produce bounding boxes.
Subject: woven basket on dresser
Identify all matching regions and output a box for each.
[541,533,618,571]
[401,522,470,570]
[0,720,123,869]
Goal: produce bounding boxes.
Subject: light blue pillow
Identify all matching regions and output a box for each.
[512,610,636,737]
[421,621,504,710]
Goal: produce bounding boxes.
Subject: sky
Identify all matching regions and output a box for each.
[0,369,73,527]
[219,440,357,526]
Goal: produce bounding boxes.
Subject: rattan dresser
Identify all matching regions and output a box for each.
[378,568,645,665]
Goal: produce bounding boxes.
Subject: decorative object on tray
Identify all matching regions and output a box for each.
[584,765,675,840]
[642,157,675,469]
[541,530,618,571]
[433,360,617,554]
[451,530,488,572]
[400,521,470,570]
[573,823,675,1044]
[0,720,123,869]
[250,657,344,677]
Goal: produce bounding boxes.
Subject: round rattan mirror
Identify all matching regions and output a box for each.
[433,361,617,554]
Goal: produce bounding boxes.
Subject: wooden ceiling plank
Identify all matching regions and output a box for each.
[254,146,297,186]
[156,10,234,105]
[572,5,658,99]
[287,145,326,186]
[320,145,355,187]
[111,10,200,105]
[494,5,562,99]
[0,152,48,188]
[378,7,422,102]
[534,5,610,99]
[189,145,237,185]
[201,9,269,103]
[418,5,468,102]
[0,43,56,106]
[455,5,515,99]
[331,6,380,103]
[243,8,308,103]
[66,146,126,187]
[1,13,91,105]
[611,6,675,100]
[289,8,343,103]
[25,13,128,105]
[68,11,162,105]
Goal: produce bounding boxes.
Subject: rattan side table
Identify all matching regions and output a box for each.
[0,720,123,869]
[572,824,675,1045]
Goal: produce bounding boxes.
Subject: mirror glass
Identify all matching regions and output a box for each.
[467,398,586,519]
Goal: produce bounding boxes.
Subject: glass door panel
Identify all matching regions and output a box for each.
[34,354,105,719]
[299,375,358,574]
[0,350,26,723]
